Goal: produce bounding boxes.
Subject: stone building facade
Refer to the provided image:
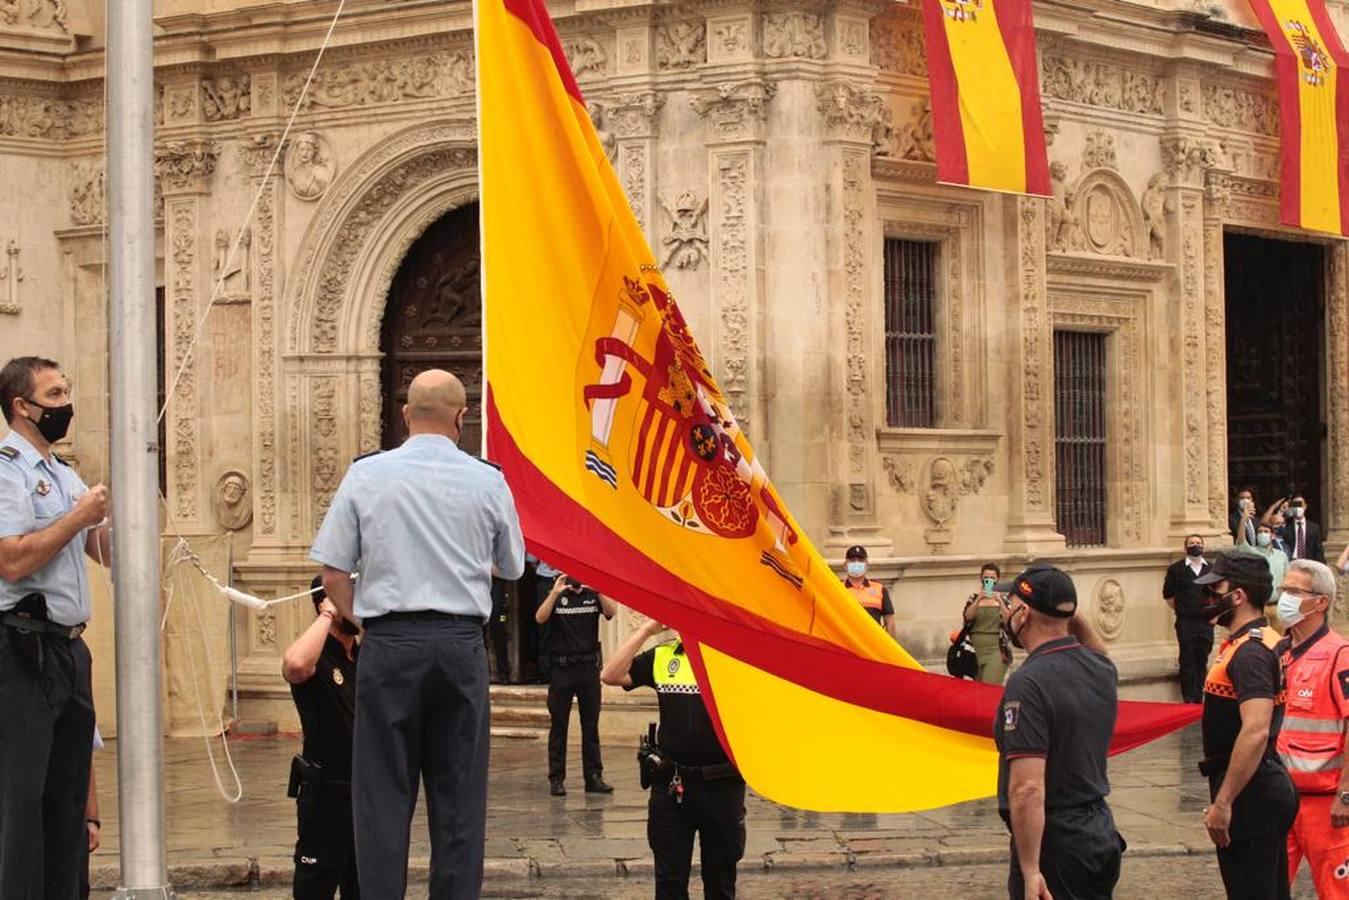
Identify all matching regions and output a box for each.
[0,0,1346,733]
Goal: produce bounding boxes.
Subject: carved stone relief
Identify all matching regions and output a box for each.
[1180,196,1204,508]
[1039,54,1164,115]
[690,81,775,143]
[709,18,750,61]
[285,132,335,202]
[656,22,705,70]
[563,35,609,79]
[1202,184,1229,527]
[607,92,665,140]
[659,191,708,270]
[1081,131,1117,171]
[311,377,340,526]
[69,160,103,226]
[168,200,201,522]
[1046,161,1082,253]
[253,175,279,536]
[883,456,915,493]
[1095,579,1126,639]
[283,50,475,110]
[874,96,934,162]
[921,456,995,549]
[620,144,649,227]
[213,470,252,531]
[817,82,887,144]
[155,140,220,193]
[1048,165,1145,259]
[1140,173,1171,260]
[1018,198,1050,510]
[712,152,752,429]
[0,93,100,139]
[201,75,251,122]
[0,0,67,31]
[586,101,618,163]
[0,239,20,315]
[763,13,827,60]
[870,13,926,76]
[213,228,251,300]
[841,151,870,511]
[1329,246,1349,529]
[1162,135,1224,186]
[1202,83,1279,136]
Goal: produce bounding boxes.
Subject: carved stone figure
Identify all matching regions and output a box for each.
[657,22,706,70]
[1140,172,1170,259]
[564,36,608,78]
[587,101,617,163]
[1046,161,1082,252]
[1095,579,1126,639]
[923,457,959,526]
[0,239,21,315]
[202,75,251,122]
[763,13,827,59]
[214,471,252,531]
[285,132,335,201]
[659,191,709,271]
[69,162,104,226]
[213,228,251,297]
[0,0,65,30]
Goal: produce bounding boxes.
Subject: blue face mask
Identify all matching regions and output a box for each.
[846,561,866,579]
[1276,591,1308,628]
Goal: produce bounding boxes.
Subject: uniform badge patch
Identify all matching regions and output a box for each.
[35,479,50,497]
[667,657,681,676]
[1338,669,1349,702]
[0,446,17,460]
[332,669,344,686]
[1003,700,1021,731]
[561,596,569,607]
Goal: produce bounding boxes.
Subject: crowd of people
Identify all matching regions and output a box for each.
[8,352,1349,900]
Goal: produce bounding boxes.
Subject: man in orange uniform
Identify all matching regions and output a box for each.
[842,545,894,638]
[1276,558,1349,896]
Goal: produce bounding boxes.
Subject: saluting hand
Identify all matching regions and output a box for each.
[1204,801,1232,847]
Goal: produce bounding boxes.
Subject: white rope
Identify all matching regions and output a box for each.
[157,0,348,426]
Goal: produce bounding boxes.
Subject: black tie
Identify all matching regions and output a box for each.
[1296,522,1306,559]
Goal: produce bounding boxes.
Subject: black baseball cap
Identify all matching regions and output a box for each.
[845,545,868,560]
[994,564,1078,618]
[1194,550,1272,590]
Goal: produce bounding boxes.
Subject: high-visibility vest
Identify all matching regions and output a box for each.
[847,580,886,612]
[1204,626,1285,701]
[653,643,701,695]
[1278,630,1349,793]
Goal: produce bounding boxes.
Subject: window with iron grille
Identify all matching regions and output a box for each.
[883,239,938,427]
[1053,330,1107,547]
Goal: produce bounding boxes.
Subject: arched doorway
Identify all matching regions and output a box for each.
[379,202,484,451]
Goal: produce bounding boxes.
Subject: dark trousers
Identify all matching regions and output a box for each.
[354,617,489,900]
[486,580,509,682]
[1177,628,1213,704]
[1214,771,1298,900]
[294,787,359,899]
[648,776,746,900]
[547,659,603,782]
[1009,801,1123,900]
[0,633,95,900]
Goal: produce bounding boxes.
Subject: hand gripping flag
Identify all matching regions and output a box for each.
[917,0,1051,195]
[476,0,1199,812]
[1247,0,1349,235]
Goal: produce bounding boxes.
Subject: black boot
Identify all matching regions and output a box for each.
[584,773,614,794]
[549,777,566,797]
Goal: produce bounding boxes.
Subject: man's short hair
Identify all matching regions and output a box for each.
[0,357,60,424]
[980,562,1001,578]
[1288,559,1337,604]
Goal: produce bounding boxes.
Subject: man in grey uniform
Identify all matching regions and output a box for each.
[311,369,524,899]
[0,356,110,899]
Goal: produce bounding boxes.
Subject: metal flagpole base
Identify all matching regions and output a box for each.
[113,888,176,899]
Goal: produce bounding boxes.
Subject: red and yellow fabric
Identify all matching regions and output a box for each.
[476,0,1199,812]
[918,0,1050,195]
[1247,0,1349,235]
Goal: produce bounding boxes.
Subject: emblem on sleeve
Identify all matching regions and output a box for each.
[332,669,344,686]
[35,479,50,497]
[1338,669,1349,701]
[1003,700,1021,731]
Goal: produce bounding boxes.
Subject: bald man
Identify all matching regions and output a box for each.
[311,369,525,898]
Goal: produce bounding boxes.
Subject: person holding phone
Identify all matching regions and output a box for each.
[962,563,1011,684]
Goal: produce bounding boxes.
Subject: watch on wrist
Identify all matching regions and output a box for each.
[1338,791,1349,806]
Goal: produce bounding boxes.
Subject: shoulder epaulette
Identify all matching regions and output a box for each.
[1248,627,1263,642]
[351,449,383,464]
[0,446,17,461]
[474,456,503,471]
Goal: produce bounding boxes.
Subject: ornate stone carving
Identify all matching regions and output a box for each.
[0,239,21,315]
[239,133,286,179]
[659,191,708,270]
[714,153,751,428]
[870,15,926,75]
[586,101,618,163]
[1140,172,1171,260]
[656,21,705,70]
[0,0,67,31]
[620,144,649,226]
[1018,198,1049,508]
[1202,210,1228,526]
[213,471,252,531]
[1202,82,1279,135]
[0,93,100,139]
[1046,161,1082,253]
[840,20,868,59]
[283,50,475,110]
[1329,246,1349,529]
[563,35,608,79]
[257,608,275,646]
[155,140,219,193]
[817,82,887,144]
[312,377,340,524]
[254,178,279,535]
[359,369,381,455]
[1077,171,1142,258]
[690,81,775,143]
[213,228,251,299]
[710,19,750,59]
[1081,131,1117,171]
[921,456,995,547]
[201,75,250,122]
[1039,55,1164,115]
[1180,197,1204,507]
[286,132,335,201]
[874,97,934,162]
[69,160,103,226]
[608,91,665,139]
[883,456,915,493]
[764,12,826,60]
[310,147,478,353]
[1161,135,1224,185]
[1095,579,1126,639]
[168,200,201,521]
[842,152,868,486]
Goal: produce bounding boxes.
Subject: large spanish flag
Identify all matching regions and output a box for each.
[918,0,1050,195]
[476,0,1198,812]
[1248,0,1349,235]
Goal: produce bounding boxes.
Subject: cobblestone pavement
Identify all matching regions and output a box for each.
[88,722,1307,894]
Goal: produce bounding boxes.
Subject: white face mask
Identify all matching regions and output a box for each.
[1256,532,1272,548]
[846,561,866,579]
[1276,591,1309,628]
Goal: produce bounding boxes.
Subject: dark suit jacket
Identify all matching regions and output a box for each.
[1163,557,1215,640]
[1285,518,1325,563]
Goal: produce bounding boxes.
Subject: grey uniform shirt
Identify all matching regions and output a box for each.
[309,434,526,621]
[0,429,92,626]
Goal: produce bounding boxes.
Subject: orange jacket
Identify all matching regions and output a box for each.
[1278,627,1349,794]
[847,580,886,612]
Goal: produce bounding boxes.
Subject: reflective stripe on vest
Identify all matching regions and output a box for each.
[848,581,885,611]
[653,643,700,696]
[1203,626,1286,702]
[1277,631,1349,793]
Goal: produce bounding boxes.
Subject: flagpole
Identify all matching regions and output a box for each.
[107,0,171,894]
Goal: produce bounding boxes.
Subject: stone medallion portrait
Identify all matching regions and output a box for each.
[214,470,253,531]
[1094,578,1126,640]
[285,131,335,201]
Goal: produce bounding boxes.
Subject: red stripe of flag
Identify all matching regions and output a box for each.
[502,0,585,106]
[1305,0,1349,234]
[919,0,971,186]
[1249,0,1304,225]
[994,0,1051,195]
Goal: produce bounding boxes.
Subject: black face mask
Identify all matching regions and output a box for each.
[1186,545,1204,558]
[23,398,74,444]
[1200,587,1243,628]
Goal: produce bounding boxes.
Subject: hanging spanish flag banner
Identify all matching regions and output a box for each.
[1247,0,1349,235]
[918,0,1051,195]
[476,0,1198,812]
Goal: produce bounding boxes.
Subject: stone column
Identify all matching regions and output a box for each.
[154,139,219,531]
[1003,195,1065,553]
[1201,166,1233,533]
[1327,243,1349,547]
[609,91,664,239]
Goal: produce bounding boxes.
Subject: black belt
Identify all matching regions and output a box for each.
[2,613,85,640]
[364,610,483,627]
[658,760,740,781]
[552,652,599,667]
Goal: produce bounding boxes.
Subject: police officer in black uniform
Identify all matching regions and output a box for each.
[993,564,1123,899]
[281,576,361,898]
[1194,551,1298,899]
[535,573,616,796]
[603,617,745,900]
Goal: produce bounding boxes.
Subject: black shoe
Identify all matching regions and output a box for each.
[550,778,566,797]
[584,774,614,794]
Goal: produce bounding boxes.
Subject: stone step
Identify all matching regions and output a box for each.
[490,726,544,741]
[491,704,551,728]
